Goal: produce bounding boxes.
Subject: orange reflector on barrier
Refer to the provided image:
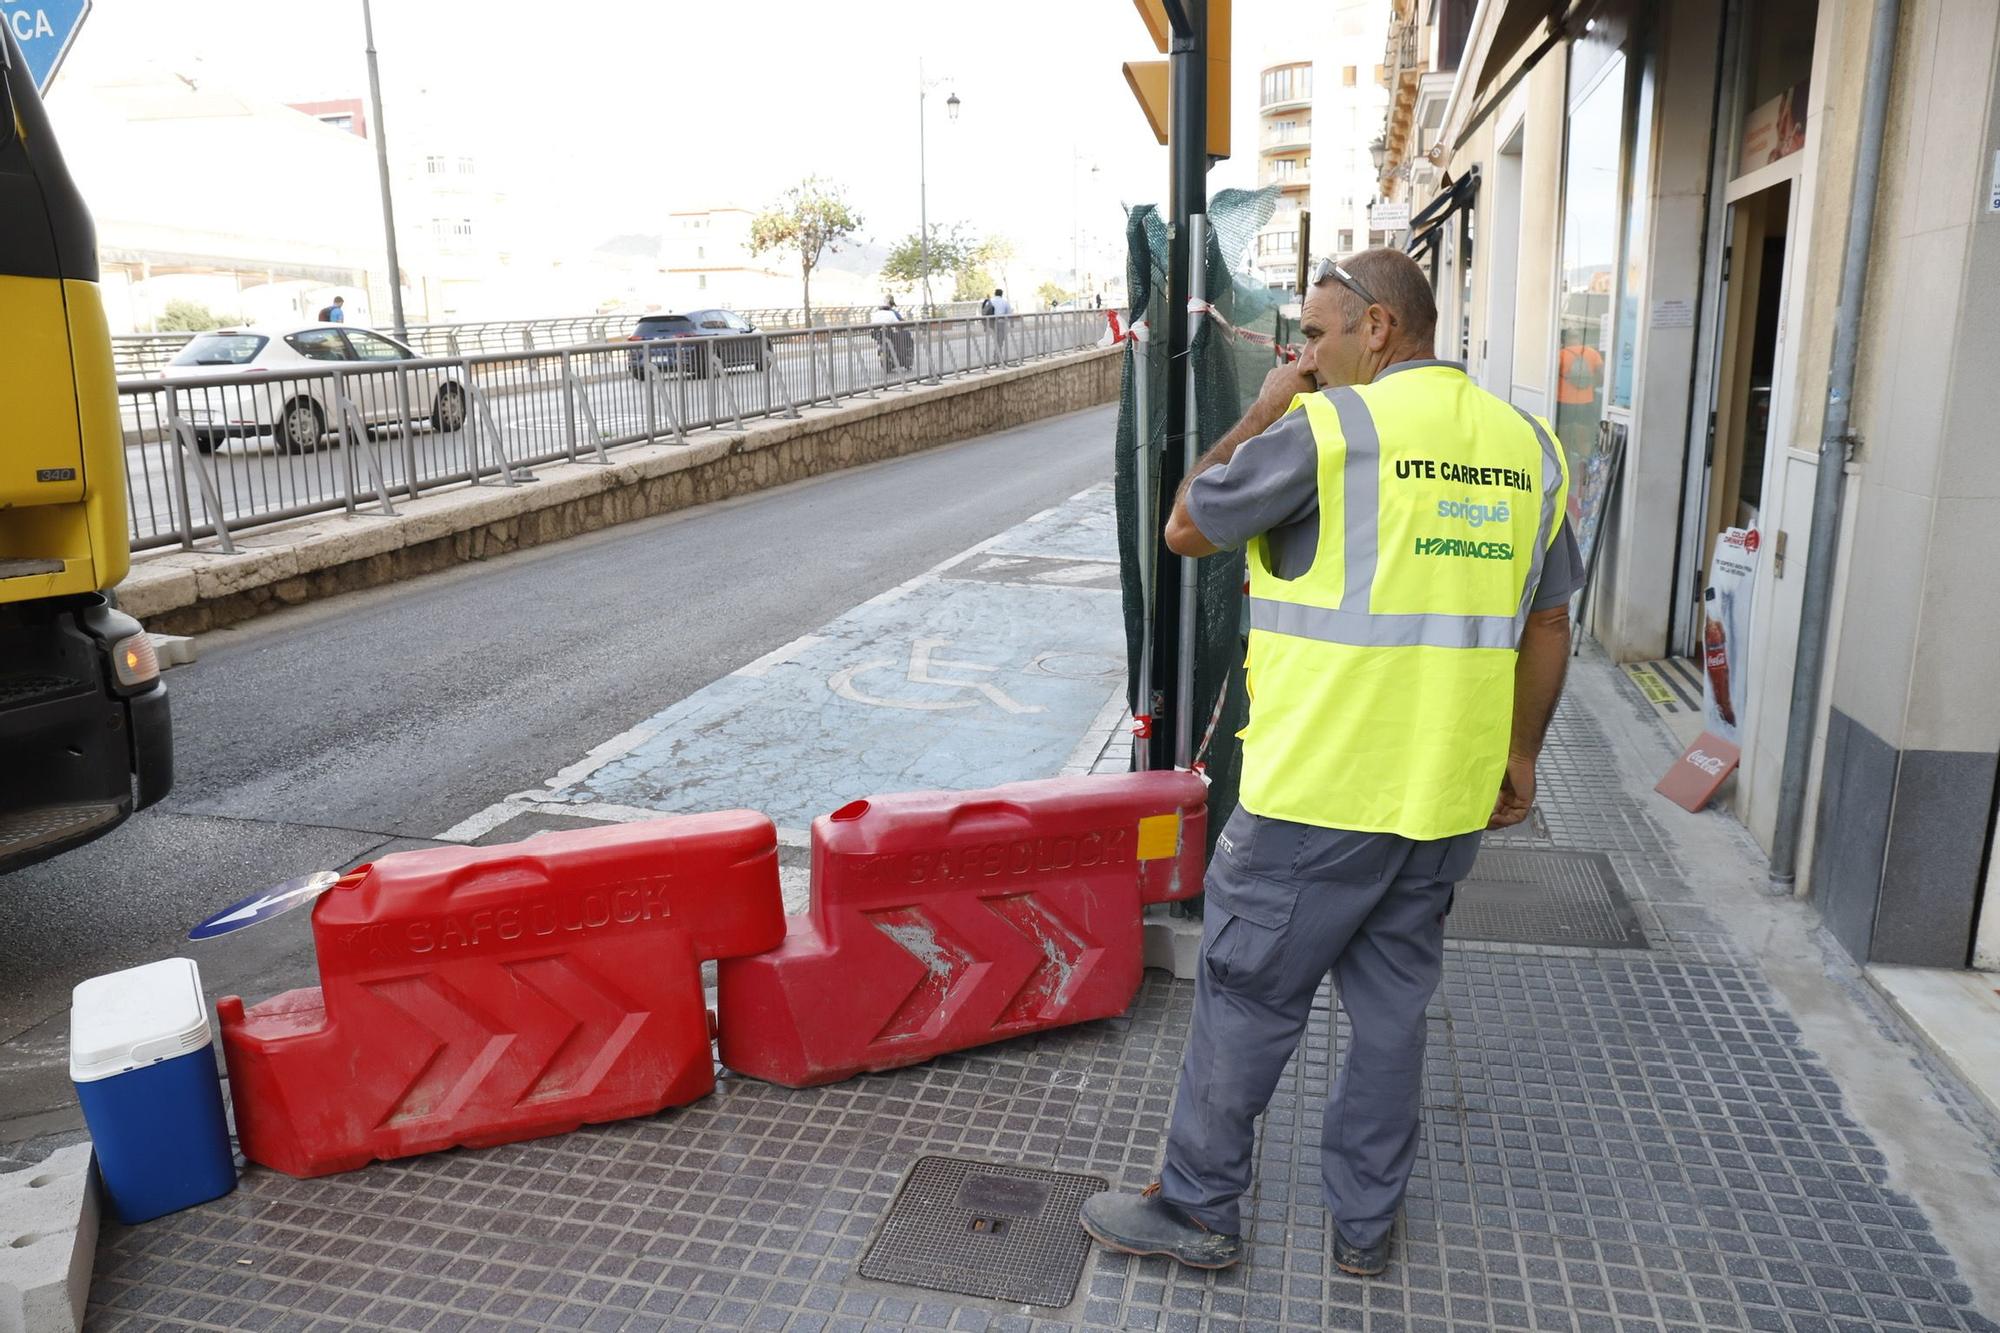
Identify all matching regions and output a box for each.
[218,813,784,1178]
[717,773,1207,1089]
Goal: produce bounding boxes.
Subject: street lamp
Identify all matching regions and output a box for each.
[361,0,406,335]
[1368,136,1387,174]
[1070,150,1100,302]
[918,64,959,315]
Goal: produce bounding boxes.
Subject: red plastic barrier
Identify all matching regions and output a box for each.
[218,813,783,1177]
[717,773,1206,1088]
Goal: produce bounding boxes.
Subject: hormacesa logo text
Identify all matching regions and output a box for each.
[1412,536,1515,560]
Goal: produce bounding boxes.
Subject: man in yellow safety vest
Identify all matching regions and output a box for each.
[1081,248,1579,1276]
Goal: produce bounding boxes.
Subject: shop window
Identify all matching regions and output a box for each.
[1611,65,1654,410]
[1553,48,1626,478]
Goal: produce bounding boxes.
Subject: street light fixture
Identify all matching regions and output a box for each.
[1368,136,1387,173]
[946,92,960,121]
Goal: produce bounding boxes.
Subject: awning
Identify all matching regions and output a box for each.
[1406,169,1481,260]
[1448,0,1578,153]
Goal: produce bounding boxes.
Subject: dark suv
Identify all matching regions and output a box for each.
[626,310,766,379]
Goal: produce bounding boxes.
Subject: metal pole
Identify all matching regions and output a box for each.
[1131,320,1155,770]
[918,59,931,315]
[1769,0,1900,889]
[1175,215,1207,770]
[361,0,407,338]
[1295,209,1312,294]
[1071,145,1080,297]
[1149,0,1208,772]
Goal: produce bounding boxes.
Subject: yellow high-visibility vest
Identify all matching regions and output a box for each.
[1237,362,1569,840]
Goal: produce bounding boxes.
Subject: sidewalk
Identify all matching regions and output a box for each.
[76,484,2000,1332]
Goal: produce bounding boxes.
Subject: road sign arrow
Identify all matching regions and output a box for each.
[189,871,340,940]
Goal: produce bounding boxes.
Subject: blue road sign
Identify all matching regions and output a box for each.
[4,0,91,93]
[188,871,341,941]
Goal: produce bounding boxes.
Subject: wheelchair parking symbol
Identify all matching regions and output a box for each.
[828,637,1044,715]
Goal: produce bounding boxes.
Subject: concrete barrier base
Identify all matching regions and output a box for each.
[0,1143,98,1333]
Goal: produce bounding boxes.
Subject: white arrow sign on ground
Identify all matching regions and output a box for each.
[189,871,341,940]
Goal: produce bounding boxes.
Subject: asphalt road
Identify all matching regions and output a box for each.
[0,402,1118,1144]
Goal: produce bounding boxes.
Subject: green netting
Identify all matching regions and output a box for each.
[1114,187,1287,876]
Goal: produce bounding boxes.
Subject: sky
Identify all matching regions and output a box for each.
[50,0,1306,279]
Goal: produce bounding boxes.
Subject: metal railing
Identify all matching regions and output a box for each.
[111,303,989,376]
[116,310,1108,553]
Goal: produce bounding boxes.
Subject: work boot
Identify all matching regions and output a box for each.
[1078,1183,1243,1270]
[1333,1228,1391,1276]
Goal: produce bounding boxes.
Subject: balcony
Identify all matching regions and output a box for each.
[1382,18,1421,89]
[1376,14,1429,193]
[1260,127,1313,155]
[1260,63,1313,113]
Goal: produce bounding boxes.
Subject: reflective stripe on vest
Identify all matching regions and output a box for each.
[1246,389,1565,652]
[1237,366,1569,840]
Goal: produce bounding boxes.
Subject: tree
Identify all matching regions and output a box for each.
[154,298,227,332]
[749,177,862,326]
[1036,280,1073,310]
[953,237,1014,302]
[881,223,973,300]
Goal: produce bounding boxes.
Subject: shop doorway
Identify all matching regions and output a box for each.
[1701,179,1791,576]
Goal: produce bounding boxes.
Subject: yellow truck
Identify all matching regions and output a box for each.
[1,26,171,871]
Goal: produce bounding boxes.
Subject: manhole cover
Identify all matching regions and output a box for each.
[1446,849,1648,950]
[859,1156,1107,1308]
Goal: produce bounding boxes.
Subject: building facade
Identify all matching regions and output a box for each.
[1247,1,1395,288]
[1387,0,2000,976]
[1251,59,1315,286]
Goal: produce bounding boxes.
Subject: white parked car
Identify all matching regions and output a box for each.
[159,324,468,455]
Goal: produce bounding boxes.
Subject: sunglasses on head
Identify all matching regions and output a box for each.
[1309,258,1387,316]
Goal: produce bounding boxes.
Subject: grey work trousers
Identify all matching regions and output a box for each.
[1159,807,1480,1245]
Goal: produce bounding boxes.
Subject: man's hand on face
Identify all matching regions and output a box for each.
[1252,359,1318,426]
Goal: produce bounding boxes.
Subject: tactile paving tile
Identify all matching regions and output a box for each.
[858,1156,1106,1308]
[1447,847,1649,950]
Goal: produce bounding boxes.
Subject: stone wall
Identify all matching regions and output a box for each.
[123,347,1120,636]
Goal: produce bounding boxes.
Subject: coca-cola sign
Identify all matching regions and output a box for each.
[1656,732,1742,813]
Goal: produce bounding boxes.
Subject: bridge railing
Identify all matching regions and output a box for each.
[110,303,990,376]
[116,310,1109,554]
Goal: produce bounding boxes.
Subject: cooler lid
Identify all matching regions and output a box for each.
[69,957,213,1084]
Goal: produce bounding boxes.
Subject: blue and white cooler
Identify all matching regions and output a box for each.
[70,957,237,1223]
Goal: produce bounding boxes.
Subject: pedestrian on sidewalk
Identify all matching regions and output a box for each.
[1081,249,1583,1277]
[870,295,908,373]
[318,295,346,323]
[983,287,1012,364]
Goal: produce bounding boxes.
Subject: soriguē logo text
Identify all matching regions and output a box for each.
[1436,497,1511,528]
